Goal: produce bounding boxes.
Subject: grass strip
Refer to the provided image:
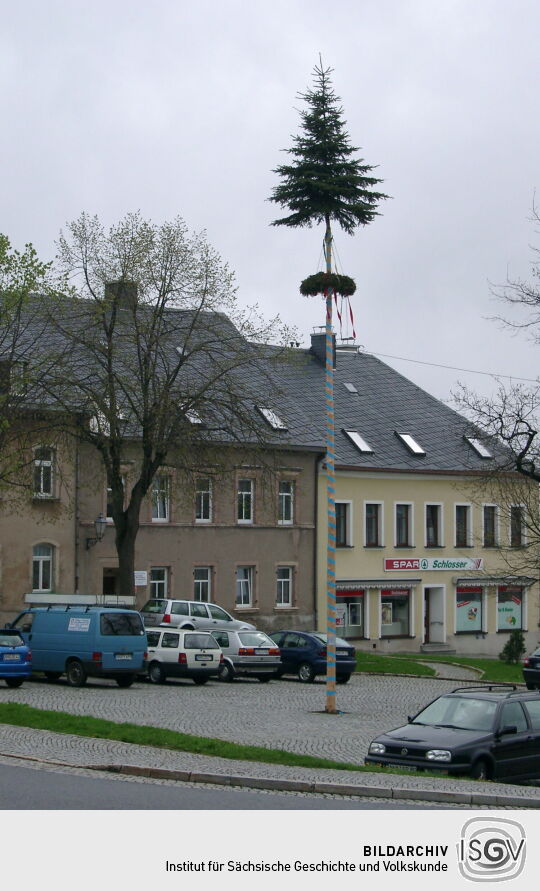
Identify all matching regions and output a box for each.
[356,652,436,676]
[412,655,524,684]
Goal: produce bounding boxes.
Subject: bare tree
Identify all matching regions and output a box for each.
[41,212,293,598]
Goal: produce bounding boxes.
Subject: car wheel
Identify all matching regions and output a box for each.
[218,662,235,682]
[5,677,24,688]
[337,674,351,684]
[44,671,62,681]
[297,662,315,683]
[193,676,209,685]
[116,674,135,688]
[470,758,490,780]
[256,675,272,683]
[66,660,87,687]
[148,662,165,684]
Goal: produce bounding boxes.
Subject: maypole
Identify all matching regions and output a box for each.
[324,218,337,712]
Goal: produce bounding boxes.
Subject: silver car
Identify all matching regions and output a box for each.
[140,598,255,632]
[211,629,281,682]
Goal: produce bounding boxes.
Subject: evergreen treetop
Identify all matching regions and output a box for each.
[269,61,388,235]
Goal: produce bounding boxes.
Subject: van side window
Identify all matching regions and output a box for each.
[171,602,189,615]
[100,613,144,635]
[162,633,180,648]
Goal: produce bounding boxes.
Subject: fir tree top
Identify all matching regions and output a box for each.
[269,61,388,234]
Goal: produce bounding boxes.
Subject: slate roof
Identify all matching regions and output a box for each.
[266,341,509,474]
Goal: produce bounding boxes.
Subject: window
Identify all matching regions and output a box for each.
[336,501,351,547]
[456,587,483,633]
[278,480,294,525]
[276,567,293,606]
[343,382,358,394]
[483,505,498,547]
[500,702,528,733]
[510,505,525,547]
[189,602,209,618]
[150,567,168,599]
[195,478,212,523]
[33,447,54,497]
[257,406,287,430]
[32,544,53,592]
[236,566,254,606]
[497,586,523,631]
[343,429,373,453]
[151,475,169,521]
[455,504,471,547]
[425,504,442,547]
[395,503,412,547]
[395,432,426,455]
[106,476,125,522]
[365,502,382,547]
[208,605,233,623]
[465,436,493,459]
[381,590,410,636]
[193,567,212,602]
[237,479,254,524]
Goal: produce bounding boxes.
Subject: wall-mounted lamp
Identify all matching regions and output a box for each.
[86,513,107,549]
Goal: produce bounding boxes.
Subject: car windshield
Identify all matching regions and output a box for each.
[141,600,166,613]
[238,632,275,647]
[309,633,350,648]
[412,695,497,731]
[184,633,219,649]
[0,633,23,647]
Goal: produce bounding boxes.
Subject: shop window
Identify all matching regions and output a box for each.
[336,501,351,547]
[150,567,168,599]
[483,505,498,547]
[456,586,483,633]
[237,479,254,524]
[276,567,293,606]
[455,504,472,547]
[510,505,525,547]
[195,478,212,523]
[381,590,410,637]
[193,567,212,602]
[365,502,382,547]
[497,586,523,631]
[395,503,413,547]
[278,481,294,525]
[32,543,54,592]
[425,504,442,547]
[337,592,364,637]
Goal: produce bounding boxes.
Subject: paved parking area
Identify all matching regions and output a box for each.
[0,672,498,763]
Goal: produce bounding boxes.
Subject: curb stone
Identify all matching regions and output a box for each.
[3,750,539,808]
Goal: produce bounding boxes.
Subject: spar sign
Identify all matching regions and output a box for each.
[384,557,484,571]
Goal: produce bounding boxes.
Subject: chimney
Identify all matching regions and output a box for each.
[105,281,138,308]
[310,332,336,368]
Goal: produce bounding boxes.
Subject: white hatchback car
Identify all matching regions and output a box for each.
[145,627,222,685]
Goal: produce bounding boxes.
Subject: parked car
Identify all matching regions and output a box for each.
[11,606,146,687]
[366,685,540,781]
[140,598,255,632]
[0,628,32,688]
[211,629,281,682]
[522,647,540,689]
[268,630,356,683]
[145,627,222,684]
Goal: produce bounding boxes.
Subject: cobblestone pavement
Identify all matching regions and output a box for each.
[422,662,481,680]
[1,674,539,807]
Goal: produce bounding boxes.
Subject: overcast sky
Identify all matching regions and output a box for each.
[2,0,539,403]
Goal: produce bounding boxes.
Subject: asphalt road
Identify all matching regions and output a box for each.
[0,762,438,809]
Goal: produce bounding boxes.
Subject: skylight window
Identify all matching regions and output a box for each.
[396,432,426,456]
[465,436,493,459]
[343,382,358,394]
[343,430,373,454]
[257,406,288,431]
[186,410,202,425]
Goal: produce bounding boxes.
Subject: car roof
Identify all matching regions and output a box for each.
[145,626,213,634]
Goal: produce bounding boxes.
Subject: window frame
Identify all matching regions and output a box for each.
[151,474,170,522]
[236,565,254,607]
[394,502,414,547]
[32,543,54,593]
[455,503,473,548]
[335,500,352,547]
[193,566,212,602]
[195,477,213,524]
[364,501,383,548]
[237,478,254,525]
[276,565,293,607]
[33,446,55,498]
[150,567,168,599]
[278,480,294,526]
[509,504,526,548]
[425,502,443,547]
[482,504,499,548]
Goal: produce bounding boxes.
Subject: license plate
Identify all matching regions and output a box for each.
[3,654,20,661]
[255,649,268,655]
[336,649,349,655]
[115,654,132,660]
[195,654,212,661]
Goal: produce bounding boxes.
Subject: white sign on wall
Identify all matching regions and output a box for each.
[134,571,148,587]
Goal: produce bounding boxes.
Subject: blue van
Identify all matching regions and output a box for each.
[11,607,147,687]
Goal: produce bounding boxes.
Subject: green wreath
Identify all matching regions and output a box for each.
[300,272,356,297]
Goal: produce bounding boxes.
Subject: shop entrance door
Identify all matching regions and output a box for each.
[424,586,445,644]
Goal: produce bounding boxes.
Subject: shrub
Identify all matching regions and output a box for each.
[498,630,526,664]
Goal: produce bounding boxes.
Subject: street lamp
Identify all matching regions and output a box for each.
[86,513,107,549]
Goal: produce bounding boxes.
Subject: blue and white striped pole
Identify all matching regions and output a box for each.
[324,226,337,714]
